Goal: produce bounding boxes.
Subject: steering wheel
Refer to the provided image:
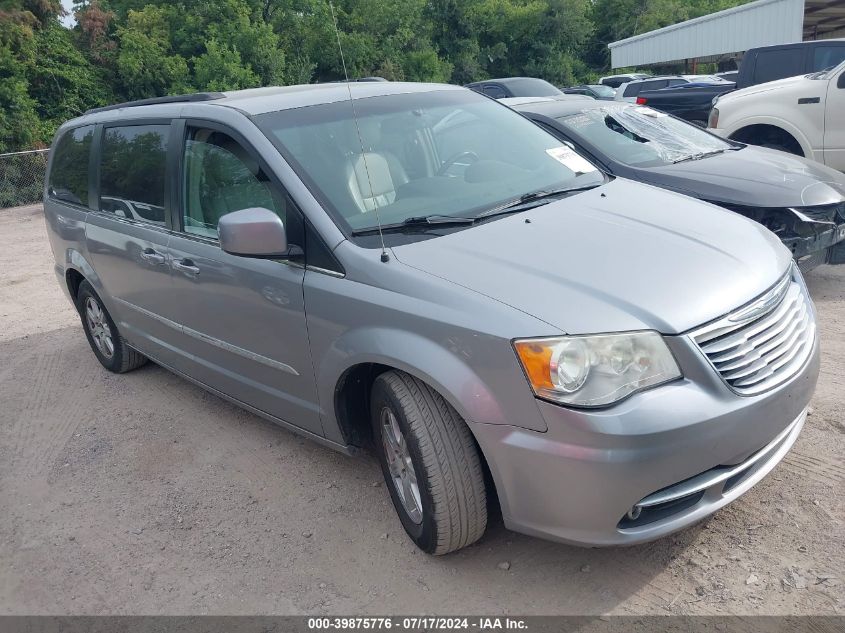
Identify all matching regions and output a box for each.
[437,151,480,176]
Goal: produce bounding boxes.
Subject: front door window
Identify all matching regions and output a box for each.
[182,128,287,239]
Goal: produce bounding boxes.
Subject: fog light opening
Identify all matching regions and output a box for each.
[627,506,642,521]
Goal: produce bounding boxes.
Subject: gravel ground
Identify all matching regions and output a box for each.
[1,203,843,615]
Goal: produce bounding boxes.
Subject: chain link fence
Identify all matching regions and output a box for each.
[0,149,50,209]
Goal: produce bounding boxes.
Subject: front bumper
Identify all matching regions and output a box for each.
[472,333,819,547]
[793,222,845,271]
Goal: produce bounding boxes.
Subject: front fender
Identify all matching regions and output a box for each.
[316,326,548,445]
[724,115,815,160]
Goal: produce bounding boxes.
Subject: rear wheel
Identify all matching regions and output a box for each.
[76,281,147,373]
[371,371,487,555]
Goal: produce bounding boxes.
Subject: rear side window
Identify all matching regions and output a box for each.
[622,83,640,97]
[813,45,845,72]
[48,126,94,207]
[753,49,804,85]
[99,125,169,225]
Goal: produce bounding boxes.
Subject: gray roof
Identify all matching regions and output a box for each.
[63,82,465,129]
[217,82,463,115]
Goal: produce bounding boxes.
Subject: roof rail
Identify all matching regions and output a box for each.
[84,92,227,115]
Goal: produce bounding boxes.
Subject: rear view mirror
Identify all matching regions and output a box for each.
[218,207,289,258]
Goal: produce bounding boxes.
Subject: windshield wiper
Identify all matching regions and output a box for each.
[672,148,730,164]
[351,214,474,236]
[477,184,602,219]
[350,185,602,236]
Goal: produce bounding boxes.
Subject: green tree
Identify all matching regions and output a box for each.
[115,6,191,99]
[1,0,763,151]
[30,21,114,135]
[193,39,259,91]
[0,4,48,150]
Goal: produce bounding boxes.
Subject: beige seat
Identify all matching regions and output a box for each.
[344,118,410,214]
[347,152,397,212]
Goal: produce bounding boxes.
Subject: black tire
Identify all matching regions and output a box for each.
[371,370,487,555]
[76,281,147,373]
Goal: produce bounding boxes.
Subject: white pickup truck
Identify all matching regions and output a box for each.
[708,60,845,171]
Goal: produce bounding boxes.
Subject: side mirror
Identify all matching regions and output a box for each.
[218,207,289,258]
[839,72,845,89]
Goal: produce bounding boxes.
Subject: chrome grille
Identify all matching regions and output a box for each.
[691,269,816,396]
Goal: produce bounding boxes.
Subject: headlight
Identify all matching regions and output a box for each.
[513,331,682,407]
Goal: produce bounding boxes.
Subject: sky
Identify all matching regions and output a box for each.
[60,0,76,26]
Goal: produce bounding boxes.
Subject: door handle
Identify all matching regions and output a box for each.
[798,97,820,105]
[140,248,166,265]
[173,258,200,275]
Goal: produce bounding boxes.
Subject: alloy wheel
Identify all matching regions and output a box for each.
[381,407,423,524]
[84,296,114,359]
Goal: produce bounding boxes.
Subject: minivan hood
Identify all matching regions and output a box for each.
[391,178,791,335]
[636,145,845,208]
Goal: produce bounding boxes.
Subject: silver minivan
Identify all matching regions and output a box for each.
[44,83,819,554]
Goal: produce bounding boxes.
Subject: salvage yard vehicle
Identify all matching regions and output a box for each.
[45,83,818,554]
[615,75,729,103]
[633,81,736,126]
[562,84,616,100]
[599,73,651,88]
[709,59,845,169]
[465,77,563,99]
[508,98,845,271]
[735,39,845,90]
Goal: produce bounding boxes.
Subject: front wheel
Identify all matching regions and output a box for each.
[371,371,487,555]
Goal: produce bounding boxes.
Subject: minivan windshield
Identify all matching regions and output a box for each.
[256,90,604,239]
[557,104,734,167]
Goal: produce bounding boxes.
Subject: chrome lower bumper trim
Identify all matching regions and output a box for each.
[634,408,806,510]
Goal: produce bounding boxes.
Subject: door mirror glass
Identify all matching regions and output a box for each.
[839,72,845,89]
[219,207,289,258]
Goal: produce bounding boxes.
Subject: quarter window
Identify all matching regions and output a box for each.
[622,83,642,97]
[48,125,94,206]
[753,49,804,85]
[99,125,169,225]
[181,128,287,239]
[813,46,845,72]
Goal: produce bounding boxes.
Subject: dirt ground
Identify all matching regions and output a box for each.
[1,203,843,616]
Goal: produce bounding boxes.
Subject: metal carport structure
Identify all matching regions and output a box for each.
[608,0,845,69]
